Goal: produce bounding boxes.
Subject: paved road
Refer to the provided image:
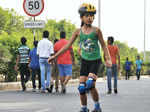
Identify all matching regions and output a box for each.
[0,78,150,112]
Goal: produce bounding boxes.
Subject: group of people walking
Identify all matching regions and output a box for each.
[14,3,143,112]
[15,30,74,94]
[125,56,143,80]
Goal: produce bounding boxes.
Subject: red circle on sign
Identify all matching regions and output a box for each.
[23,0,44,17]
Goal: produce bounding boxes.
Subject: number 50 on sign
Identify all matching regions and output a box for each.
[23,0,44,17]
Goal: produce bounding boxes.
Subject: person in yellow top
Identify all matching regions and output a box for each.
[48,3,112,112]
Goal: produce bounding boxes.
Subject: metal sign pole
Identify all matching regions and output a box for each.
[23,0,45,41]
[33,17,36,41]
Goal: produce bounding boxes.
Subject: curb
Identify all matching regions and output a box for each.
[0,75,150,90]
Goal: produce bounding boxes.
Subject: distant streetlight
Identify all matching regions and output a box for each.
[144,0,146,61]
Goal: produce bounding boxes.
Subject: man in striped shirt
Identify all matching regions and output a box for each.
[15,37,30,91]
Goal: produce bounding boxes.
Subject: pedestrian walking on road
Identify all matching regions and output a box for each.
[135,56,143,80]
[15,37,30,91]
[106,36,120,94]
[37,30,54,93]
[54,31,75,94]
[29,40,41,92]
[48,3,112,112]
[50,39,59,93]
[125,57,132,80]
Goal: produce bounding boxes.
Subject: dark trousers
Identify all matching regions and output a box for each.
[31,68,41,89]
[125,69,130,80]
[19,63,30,90]
[136,69,141,80]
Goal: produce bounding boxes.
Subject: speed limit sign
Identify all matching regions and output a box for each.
[23,0,44,17]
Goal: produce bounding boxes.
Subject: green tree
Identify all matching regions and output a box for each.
[1,6,148,81]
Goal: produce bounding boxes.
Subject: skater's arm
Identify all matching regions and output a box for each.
[70,48,75,65]
[78,47,81,56]
[48,29,80,63]
[96,28,112,67]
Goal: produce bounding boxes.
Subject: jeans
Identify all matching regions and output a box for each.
[106,64,118,90]
[39,58,51,90]
[31,68,41,89]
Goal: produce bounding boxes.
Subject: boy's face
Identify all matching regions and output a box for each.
[107,39,111,45]
[81,13,94,26]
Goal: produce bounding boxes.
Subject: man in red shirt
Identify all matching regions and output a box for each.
[54,31,75,93]
[105,36,120,94]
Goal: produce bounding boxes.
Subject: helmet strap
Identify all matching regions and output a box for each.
[85,23,92,27]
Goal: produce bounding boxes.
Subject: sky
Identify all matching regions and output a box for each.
[0,0,150,52]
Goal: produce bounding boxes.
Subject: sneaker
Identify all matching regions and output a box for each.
[92,108,102,112]
[50,84,54,93]
[55,88,59,93]
[22,87,26,91]
[40,89,46,93]
[114,89,118,94]
[61,88,66,94]
[46,88,52,93]
[38,86,41,90]
[32,88,36,92]
[61,84,66,94]
[38,88,41,92]
[107,90,112,94]
[79,108,89,112]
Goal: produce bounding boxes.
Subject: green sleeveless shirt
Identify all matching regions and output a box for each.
[80,29,101,60]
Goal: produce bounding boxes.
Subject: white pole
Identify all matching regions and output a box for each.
[144,0,146,61]
[98,0,101,28]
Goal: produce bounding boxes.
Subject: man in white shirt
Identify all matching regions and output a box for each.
[37,30,54,93]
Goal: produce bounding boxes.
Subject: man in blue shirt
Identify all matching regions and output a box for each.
[125,57,132,80]
[29,41,41,91]
[136,56,143,80]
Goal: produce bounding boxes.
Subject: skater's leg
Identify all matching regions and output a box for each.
[78,76,89,112]
[87,73,102,112]
[90,87,102,111]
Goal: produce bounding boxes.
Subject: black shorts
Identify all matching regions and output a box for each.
[80,58,102,76]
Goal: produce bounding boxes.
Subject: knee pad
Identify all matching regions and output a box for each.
[86,77,95,90]
[78,83,86,95]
